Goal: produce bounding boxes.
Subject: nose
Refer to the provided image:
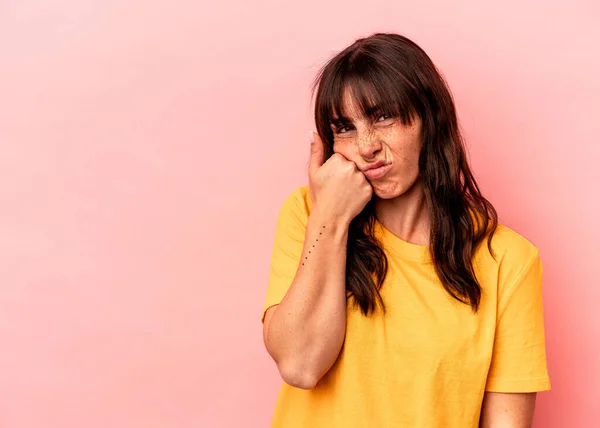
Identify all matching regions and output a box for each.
[356,130,382,160]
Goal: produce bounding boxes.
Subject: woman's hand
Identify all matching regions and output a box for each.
[308,132,372,223]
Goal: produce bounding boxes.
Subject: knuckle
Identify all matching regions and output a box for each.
[332,154,344,164]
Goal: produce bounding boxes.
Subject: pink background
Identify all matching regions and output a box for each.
[1,1,598,427]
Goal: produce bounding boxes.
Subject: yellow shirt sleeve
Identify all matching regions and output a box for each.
[261,187,309,322]
[485,249,551,392]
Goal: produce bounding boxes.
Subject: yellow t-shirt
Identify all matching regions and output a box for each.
[262,186,550,428]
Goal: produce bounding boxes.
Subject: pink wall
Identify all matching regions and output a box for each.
[0,1,598,426]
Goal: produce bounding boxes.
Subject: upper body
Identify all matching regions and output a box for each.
[261,32,550,428]
[262,186,550,428]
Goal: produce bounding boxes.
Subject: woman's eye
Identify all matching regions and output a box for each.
[377,113,392,121]
[335,125,352,134]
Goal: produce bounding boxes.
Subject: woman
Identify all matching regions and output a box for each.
[261,33,550,427]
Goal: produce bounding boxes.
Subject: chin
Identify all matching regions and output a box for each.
[371,183,404,200]
[371,177,419,200]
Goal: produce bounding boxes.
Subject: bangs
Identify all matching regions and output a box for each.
[316,56,420,130]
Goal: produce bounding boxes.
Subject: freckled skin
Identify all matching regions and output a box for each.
[332,92,423,200]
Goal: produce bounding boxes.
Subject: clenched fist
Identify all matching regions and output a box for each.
[308,132,372,224]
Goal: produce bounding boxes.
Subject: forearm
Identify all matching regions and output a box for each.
[266,208,349,388]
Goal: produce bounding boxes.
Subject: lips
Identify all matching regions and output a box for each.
[361,160,387,172]
[361,161,392,180]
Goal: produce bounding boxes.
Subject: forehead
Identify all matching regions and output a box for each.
[331,87,379,121]
[337,89,360,119]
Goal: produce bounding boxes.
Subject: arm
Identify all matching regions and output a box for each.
[481,248,550,425]
[263,208,350,390]
[479,392,537,428]
[262,132,372,390]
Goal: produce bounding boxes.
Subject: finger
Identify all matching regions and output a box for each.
[330,152,357,171]
[308,131,325,174]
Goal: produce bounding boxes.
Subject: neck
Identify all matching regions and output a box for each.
[374,180,431,246]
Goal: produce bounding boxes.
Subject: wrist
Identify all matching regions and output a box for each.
[309,206,352,230]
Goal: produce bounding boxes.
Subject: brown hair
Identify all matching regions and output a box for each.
[311,33,497,315]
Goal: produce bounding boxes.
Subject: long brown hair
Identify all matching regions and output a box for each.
[311,33,498,315]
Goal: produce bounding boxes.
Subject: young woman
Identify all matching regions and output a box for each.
[261,33,550,427]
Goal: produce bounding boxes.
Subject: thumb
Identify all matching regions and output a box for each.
[309,131,325,173]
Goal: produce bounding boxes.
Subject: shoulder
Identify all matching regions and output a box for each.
[275,185,313,228]
[476,223,542,297]
[279,185,313,217]
[487,223,539,264]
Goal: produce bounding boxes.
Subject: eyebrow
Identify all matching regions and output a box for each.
[329,117,346,126]
[364,104,385,116]
[329,103,385,125]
